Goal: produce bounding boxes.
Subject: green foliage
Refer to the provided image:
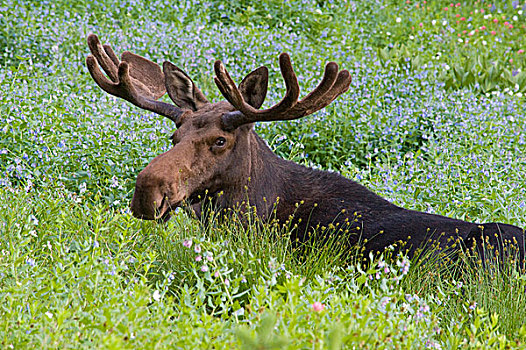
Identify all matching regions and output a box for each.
[376,1,526,95]
[1,0,526,348]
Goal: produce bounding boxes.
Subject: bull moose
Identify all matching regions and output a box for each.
[86,34,524,262]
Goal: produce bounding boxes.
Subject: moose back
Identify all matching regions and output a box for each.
[86,34,525,262]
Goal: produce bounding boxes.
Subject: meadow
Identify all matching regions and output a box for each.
[1,0,526,348]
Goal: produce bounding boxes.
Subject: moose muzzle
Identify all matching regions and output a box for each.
[130,147,191,220]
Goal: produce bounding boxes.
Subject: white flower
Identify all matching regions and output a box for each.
[45,312,53,319]
[432,19,436,25]
[442,20,447,26]
[409,35,415,40]
[396,17,401,23]
[482,40,487,46]
[152,290,161,301]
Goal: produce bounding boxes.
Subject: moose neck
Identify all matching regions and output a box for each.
[215,129,392,224]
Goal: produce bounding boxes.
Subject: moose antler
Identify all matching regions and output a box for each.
[86,34,183,122]
[215,53,352,130]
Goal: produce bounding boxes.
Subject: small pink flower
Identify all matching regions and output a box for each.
[201,265,208,272]
[214,271,220,278]
[195,255,202,262]
[455,14,460,18]
[518,49,525,54]
[419,22,423,27]
[460,17,466,21]
[480,25,486,30]
[509,59,513,63]
[312,302,325,312]
[504,21,510,27]
[194,245,201,253]
[480,9,485,14]
[444,7,448,11]
[493,18,498,23]
[491,30,496,35]
[183,239,192,248]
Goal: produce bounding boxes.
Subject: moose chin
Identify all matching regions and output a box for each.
[86,34,525,263]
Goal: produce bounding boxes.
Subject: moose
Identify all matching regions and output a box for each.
[86,34,524,262]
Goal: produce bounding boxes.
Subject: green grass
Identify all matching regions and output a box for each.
[1,0,526,348]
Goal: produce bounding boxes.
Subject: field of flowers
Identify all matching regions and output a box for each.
[1,0,526,348]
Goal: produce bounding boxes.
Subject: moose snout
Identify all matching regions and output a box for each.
[130,164,180,220]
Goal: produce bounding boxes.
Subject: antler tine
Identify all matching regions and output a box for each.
[217,53,351,129]
[287,67,352,118]
[215,53,300,123]
[86,33,183,123]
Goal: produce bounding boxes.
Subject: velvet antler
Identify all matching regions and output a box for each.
[215,53,352,130]
[86,34,183,123]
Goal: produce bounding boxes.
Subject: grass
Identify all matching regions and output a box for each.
[1,0,526,348]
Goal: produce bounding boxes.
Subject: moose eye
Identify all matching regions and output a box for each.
[215,137,226,147]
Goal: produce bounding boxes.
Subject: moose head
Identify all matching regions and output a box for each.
[86,34,351,221]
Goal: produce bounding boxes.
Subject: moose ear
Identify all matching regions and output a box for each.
[238,66,268,109]
[163,61,209,111]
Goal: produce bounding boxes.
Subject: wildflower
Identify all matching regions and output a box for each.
[481,25,486,30]
[312,302,325,312]
[182,239,192,248]
[201,265,208,272]
[152,290,161,301]
[396,17,401,23]
[519,49,525,54]
[469,301,477,310]
[491,30,496,35]
[195,255,202,262]
[194,245,201,253]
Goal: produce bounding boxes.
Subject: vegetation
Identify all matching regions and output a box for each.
[1,0,526,348]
